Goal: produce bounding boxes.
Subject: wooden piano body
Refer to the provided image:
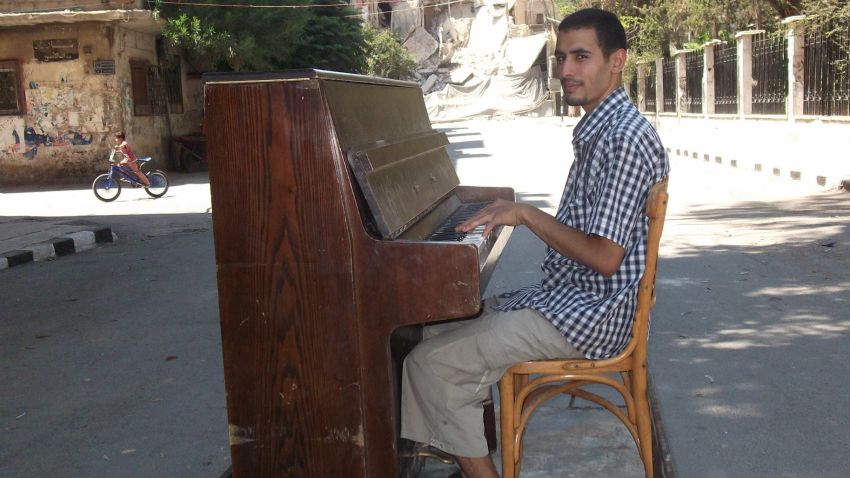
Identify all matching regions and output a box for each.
[204,70,513,477]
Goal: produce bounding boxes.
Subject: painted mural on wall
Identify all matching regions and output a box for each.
[2,72,107,161]
[10,126,94,160]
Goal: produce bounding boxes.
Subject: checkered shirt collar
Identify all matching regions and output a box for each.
[572,86,629,144]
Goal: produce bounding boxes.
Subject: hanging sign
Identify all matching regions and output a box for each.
[94,60,115,75]
[33,38,79,62]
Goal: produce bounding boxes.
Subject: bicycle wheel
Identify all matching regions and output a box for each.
[92,174,121,202]
[144,171,169,198]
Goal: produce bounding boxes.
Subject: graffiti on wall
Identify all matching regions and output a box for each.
[2,77,100,159]
[15,127,93,159]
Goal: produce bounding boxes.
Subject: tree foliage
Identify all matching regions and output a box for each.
[550,0,846,82]
[154,0,367,73]
[362,25,416,80]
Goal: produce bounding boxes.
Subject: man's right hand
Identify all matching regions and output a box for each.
[456,199,529,238]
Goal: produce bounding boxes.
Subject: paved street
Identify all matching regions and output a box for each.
[1,115,849,477]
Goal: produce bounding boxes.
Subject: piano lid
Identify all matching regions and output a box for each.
[204,69,460,240]
[320,79,460,240]
[202,69,419,88]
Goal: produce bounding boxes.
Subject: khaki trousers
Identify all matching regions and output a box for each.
[400,299,583,458]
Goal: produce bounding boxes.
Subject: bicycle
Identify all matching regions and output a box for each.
[92,150,169,202]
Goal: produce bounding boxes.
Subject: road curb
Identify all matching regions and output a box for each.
[0,226,114,271]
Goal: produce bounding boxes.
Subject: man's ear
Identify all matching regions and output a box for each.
[610,49,627,73]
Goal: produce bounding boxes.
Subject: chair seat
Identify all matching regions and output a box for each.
[498,178,668,478]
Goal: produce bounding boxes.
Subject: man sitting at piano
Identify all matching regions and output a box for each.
[400,8,670,478]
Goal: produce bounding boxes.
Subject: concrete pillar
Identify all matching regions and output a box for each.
[637,62,646,112]
[703,39,723,116]
[783,15,806,120]
[675,50,687,115]
[655,57,663,115]
[735,30,764,117]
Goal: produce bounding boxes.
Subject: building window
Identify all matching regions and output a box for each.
[162,56,183,114]
[130,59,167,116]
[0,60,25,116]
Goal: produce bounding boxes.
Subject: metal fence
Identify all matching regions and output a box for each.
[804,23,850,116]
[684,50,704,113]
[714,42,738,114]
[644,62,657,112]
[752,33,788,114]
[662,57,677,112]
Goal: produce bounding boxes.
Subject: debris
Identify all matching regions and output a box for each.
[704,374,715,384]
[165,355,178,361]
[403,27,439,65]
[15,412,26,419]
[121,449,137,455]
[448,67,473,85]
[421,75,439,94]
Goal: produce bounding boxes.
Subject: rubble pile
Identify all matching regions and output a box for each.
[391,0,555,121]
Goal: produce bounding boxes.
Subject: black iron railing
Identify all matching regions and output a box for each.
[804,23,850,116]
[662,57,677,112]
[685,50,704,113]
[714,42,738,114]
[752,33,788,114]
[644,63,657,112]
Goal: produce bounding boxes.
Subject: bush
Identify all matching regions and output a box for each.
[363,25,416,80]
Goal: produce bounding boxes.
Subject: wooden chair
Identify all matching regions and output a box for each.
[497,178,669,478]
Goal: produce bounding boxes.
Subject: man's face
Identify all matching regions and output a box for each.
[555,27,624,113]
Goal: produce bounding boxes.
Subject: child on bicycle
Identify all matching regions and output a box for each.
[113,132,150,187]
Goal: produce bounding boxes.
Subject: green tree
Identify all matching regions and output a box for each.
[154,0,366,73]
[362,25,416,80]
[803,0,850,31]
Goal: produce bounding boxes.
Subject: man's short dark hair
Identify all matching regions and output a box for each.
[115,132,126,140]
[559,8,628,57]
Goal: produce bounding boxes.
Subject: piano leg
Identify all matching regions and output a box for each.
[391,325,425,477]
[390,321,498,477]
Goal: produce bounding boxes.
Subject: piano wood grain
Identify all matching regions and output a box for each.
[205,70,514,477]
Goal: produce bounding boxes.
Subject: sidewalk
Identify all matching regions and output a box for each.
[0,216,114,270]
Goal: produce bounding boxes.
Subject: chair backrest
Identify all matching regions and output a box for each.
[630,178,669,360]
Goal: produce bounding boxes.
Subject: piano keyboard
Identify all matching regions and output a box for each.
[426,201,490,242]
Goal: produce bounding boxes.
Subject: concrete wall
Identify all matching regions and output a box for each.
[0,22,121,183]
[648,113,850,188]
[0,0,146,13]
[0,20,204,184]
[113,24,168,171]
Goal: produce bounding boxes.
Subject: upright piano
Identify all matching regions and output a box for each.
[204,70,514,477]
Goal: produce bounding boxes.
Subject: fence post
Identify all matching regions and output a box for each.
[655,57,663,115]
[782,15,806,120]
[703,40,722,116]
[675,50,688,116]
[637,62,647,112]
[736,30,764,117]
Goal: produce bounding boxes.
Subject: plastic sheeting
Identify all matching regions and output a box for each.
[425,67,548,121]
[425,4,549,121]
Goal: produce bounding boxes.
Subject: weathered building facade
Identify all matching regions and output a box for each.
[0,0,203,185]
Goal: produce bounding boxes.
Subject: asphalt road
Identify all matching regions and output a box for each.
[1,116,849,477]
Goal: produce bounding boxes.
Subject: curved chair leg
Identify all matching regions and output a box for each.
[499,374,517,478]
[635,392,653,477]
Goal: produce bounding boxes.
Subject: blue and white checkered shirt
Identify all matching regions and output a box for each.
[498,87,669,359]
